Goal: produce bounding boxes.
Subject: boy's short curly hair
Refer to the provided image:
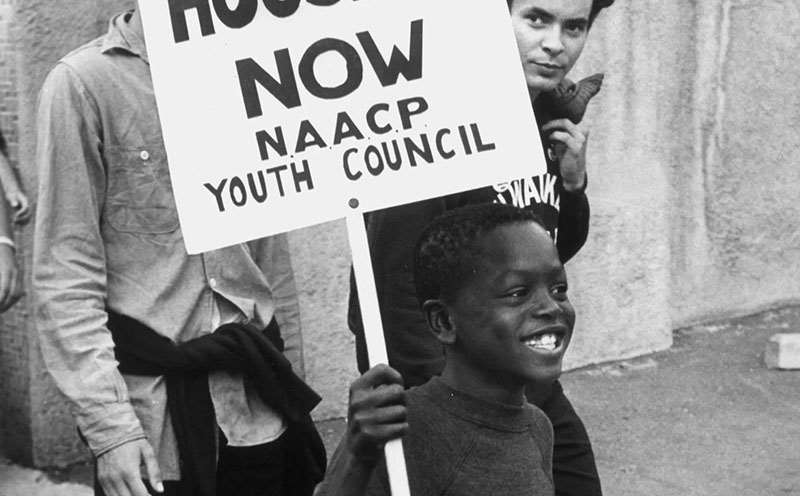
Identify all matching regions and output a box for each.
[507,0,615,25]
[413,203,545,305]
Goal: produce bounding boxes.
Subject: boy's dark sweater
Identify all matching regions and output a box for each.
[364,377,554,496]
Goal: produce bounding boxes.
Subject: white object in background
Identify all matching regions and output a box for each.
[765,333,800,370]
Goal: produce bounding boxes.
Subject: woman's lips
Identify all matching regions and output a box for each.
[531,61,564,75]
[533,61,563,69]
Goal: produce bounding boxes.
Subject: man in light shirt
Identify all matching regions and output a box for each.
[33,6,322,496]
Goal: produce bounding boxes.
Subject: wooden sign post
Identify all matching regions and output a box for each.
[346,212,410,495]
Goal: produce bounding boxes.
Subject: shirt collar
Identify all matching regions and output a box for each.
[101,10,149,64]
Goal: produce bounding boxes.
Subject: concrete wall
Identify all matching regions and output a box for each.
[560,0,675,368]
[3,0,799,468]
[667,0,800,324]
[288,222,358,421]
[0,0,32,464]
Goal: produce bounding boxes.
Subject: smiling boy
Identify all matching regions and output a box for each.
[320,203,574,496]
[347,1,612,494]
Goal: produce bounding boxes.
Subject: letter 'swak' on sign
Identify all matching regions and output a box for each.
[139,0,545,254]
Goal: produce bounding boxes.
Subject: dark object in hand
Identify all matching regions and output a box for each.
[534,73,604,125]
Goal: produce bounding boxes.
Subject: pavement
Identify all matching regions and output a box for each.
[2,305,799,496]
[568,305,800,496]
[0,459,92,496]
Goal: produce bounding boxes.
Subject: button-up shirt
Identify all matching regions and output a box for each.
[33,12,303,479]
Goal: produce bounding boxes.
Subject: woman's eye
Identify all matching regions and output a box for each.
[527,15,545,26]
[552,284,568,298]
[564,22,587,36]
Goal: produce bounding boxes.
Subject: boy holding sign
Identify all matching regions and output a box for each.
[348,1,613,494]
[322,203,571,495]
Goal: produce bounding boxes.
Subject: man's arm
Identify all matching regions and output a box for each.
[247,233,304,374]
[541,119,591,262]
[33,63,161,495]
[556,184,590,263]
[316,365,407,496]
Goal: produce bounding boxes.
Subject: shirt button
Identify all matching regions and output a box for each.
[140,150,150,161]
[209,278,217,288]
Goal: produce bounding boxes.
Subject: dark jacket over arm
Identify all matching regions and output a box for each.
[107,312,326,496]
[556,182,590,263]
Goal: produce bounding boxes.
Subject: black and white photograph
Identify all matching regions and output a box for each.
[0,1,798,495]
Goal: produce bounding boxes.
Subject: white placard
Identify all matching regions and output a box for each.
[139,0,544,254]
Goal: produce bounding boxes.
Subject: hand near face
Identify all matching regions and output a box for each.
[96,438,163,496]
[346,364,408,466]
[541,118,589,192]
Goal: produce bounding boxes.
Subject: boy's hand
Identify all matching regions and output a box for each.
[0,244,20,312]
[541,119,589,192]
[346,364,408,466]
[96,438,163,496]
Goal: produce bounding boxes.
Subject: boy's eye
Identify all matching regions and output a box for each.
[504,287,530,299]
[551,283,569,299]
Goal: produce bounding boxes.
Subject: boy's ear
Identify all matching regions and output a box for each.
[422,299,457,346]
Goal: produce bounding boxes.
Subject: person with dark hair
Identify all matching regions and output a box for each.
[347,1,614,494]
[0,129,31,224]
[0,129,21,311]
[320,203,574,495]
[508,0,615,26]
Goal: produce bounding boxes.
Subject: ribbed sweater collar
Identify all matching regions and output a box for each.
[419,377,534,432]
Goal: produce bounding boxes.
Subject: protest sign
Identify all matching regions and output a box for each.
[139,0,543,253]
[139,1,546,494]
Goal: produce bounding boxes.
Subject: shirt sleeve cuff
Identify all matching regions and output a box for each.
[77,402,147,457]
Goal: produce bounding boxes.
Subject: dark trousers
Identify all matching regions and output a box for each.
[94,432,289,496]
[537,380,603,496]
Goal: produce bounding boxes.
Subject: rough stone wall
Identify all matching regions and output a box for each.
[667,0,800,325]
[288,222,358,421]
[559,0,675,368]
[559,0,800,362]
[0,0,33,464]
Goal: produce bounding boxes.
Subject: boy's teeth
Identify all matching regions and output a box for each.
[526,333,558,350]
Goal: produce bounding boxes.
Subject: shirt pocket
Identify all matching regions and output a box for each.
[105,142,180,234]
